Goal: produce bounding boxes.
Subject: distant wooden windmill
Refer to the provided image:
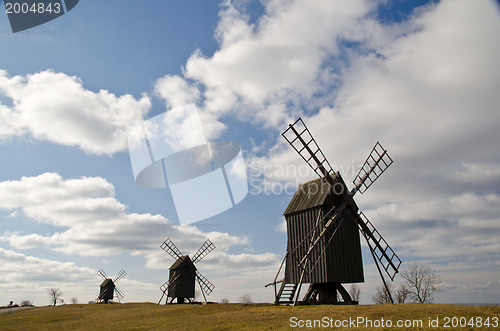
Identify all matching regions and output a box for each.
[158,238,215,304]
[97,269,126,303]
[267,118,401,305]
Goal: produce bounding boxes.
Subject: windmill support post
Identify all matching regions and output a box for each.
[365,233,395,304]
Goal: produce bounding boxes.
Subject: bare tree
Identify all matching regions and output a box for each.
[238,293,253,304]
[21,300,33,307]
[71,297,78,304]
[220,297,230,303]
[348,284,361,302]
[372,282,394,304]
[372,282,409,304]
[395,284,410,303]
[401,262,442,303]
[48,288,62,306]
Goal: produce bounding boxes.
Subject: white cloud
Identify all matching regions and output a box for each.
[153,75,200,110]
[151,0,377,132]
[0,247,94,284]
[1,233,52,249]
[0,247,96,305]
[0,172,279,275]
[0,70,151,155]
[0,247,163,305]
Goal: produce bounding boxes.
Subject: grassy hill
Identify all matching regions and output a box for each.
[0,302,498,330]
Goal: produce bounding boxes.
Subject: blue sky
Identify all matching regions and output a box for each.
[0,0,499,306]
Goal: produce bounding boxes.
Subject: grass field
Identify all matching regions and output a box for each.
[0,302,498,330]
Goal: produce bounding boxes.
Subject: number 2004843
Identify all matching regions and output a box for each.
[5,2,62,14]
[441,316,498,328]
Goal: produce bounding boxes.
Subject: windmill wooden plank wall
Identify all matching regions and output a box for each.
[168,255,197,299]
[284,176,364,284]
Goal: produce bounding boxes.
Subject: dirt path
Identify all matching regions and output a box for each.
[0,306,36,314]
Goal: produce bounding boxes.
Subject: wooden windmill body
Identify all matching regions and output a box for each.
[284,175,364,303]
[158,238,215,304]
[268,118,402,305]
[168,255,197,301]
[97,269,126,303]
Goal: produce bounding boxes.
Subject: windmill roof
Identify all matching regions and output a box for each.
[284,173,353,215]
[284,178,331,215]
[100,279,114,287]
[169,255,196,271]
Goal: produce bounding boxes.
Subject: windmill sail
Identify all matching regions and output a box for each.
[282,118,336,185]
[97,269,108,280]
[114,269,127,282]
[192,239,215,263]
[352,142,393,194]
[357,212,401,280]
[195,270,215,295]
[161,238,183,260]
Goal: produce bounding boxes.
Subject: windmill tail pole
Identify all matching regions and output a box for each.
[158,292,165,305]
[197,278,208,303]
[365,234,395,304]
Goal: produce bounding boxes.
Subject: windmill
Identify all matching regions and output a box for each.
[267,118,401,305]
[158,238,216,304]
[97,269,126,303]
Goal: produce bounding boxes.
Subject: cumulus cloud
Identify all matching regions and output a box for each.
[154,75,200,110]
[0,247,163,304]
[0,247,95,284]
[151,0,378,133]
[0,173,279,270]
[0,70,151,155]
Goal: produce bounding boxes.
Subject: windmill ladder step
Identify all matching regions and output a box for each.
[276,283,298,305]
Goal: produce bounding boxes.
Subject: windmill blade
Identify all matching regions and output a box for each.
[115,287,125,300]
[282,118,336,186]
[160,238,183,260]
[195,270,215,296]
[352,142,393,195]
[158,280,169,305]
[159,280,169,294]
[192,239,216,263]
[159,273,181,294]
[98,287,109,300]
[356,212,401,281]
[97,269,108,280]
[114,269,127,283]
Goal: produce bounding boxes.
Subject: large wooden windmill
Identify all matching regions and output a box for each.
[268,118,401,305]
[158,238,216,304]
[97,269,126,303]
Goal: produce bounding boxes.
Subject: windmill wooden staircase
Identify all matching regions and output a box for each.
[276,282,298,305]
